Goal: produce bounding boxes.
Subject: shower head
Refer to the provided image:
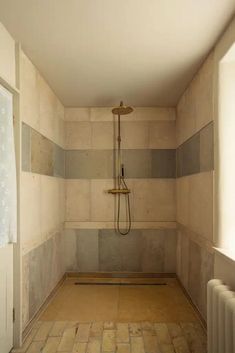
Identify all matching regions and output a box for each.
[112,101,133,115]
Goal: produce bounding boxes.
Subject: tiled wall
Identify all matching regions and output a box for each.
[63,107,177,272]
[20,51,65,328]
[64,229,177,273]
[176,52,215,320]
[64,107,176,227]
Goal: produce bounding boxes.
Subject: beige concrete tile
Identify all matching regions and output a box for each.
[26,341,45,353]
[87,339,101,353]
[104,322,116,330]
[167,323,183,339]
[38,74,57,143]
[91,122,114,149]
[76,323,91,343]
[116,323,129,343]
[194,52,214,132]
[65,180,90,221]
[125,108,176,122]
[40,176,62,241]
[49,321,67,336]
[72,342,87,353]
[20,51,40,130]
[159,344,175,353]
[176,177,189,226]
[121,122,149,149]
[34,321,53,341]
[102,330,116,351]
[55,99,65,148]
[58,326,78,351]
[133,179,176,221]
[154,324,171,344]
[129,323,142,337]
[21,172,41,254]
[91,108,112,121]
[130,336,145,353]
[65,121,92,149]
[91,180,115,221]
[172,336,190,353]
[31,130,53,176]
[176,52,214,146]
[117,343,131,353]
[143,335,160,353]
[149,121,176,149]
[22,254,29,329]
[180,323,206,353]
[42,336,60,353]
[188,171,213,241]
[90,322,103,337]
[65,108,90,121]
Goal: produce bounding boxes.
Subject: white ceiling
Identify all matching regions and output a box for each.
[0,0,234,107]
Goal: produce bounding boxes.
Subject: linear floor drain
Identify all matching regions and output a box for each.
[74,282,167,286]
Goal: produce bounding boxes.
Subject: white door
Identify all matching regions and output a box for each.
[0,85,14,353]
[0,245,13,353]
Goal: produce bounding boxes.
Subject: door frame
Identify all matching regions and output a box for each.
[0,43,22,348]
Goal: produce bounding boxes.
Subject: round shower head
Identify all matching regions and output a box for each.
[112,101,133,115]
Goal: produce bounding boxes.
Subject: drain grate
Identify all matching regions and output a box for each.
[74,282,167,286]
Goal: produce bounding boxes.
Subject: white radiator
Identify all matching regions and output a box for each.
[207,279,235,353]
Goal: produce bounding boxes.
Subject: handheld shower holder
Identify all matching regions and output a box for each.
[108,189,131,194]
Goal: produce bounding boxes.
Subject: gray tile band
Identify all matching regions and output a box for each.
[64,228,177,273]
[21,123,65,178]
[176,121,214,177]
[65,149,176,179]
[21,122,213,179]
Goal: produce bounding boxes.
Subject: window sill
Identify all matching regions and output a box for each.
[214,247,235,264]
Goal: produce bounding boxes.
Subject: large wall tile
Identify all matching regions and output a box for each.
[65,121,92,149]
[91,122,114,149]
[20,51,40,130]
[99,229,122,271]
[21,123,31,172]
[21,172,41,253]
[176,52,214,146]
[177,133,200,177]
[133,179,176,221]
[65,108,90,121]
[77,230,99,271]
[38,74,57,143]
[40,176,62,241]
[91,180,115,221]
[177,225,214,320]
[64,229,77,271]
[53,144,65,178]
[31,129,54,176]
[149,121,176,149]
[122,150,152,178]
[121,122,149,149]
[188,172,213,241]
[66,150,113,179]
[176,177,189,226]
[27,233,64,322]
[64,229,177,273]
[200,122,214,172]
[66,180,90,221]
[141,230,164,272]
[152,150,176,178]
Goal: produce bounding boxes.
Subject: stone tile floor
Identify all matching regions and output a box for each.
[13,320,207,353]
[14,278,207,352]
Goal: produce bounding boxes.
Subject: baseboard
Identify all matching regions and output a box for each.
[22,273,66,342]
[66,271,176,278]
[176,275,207,332]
